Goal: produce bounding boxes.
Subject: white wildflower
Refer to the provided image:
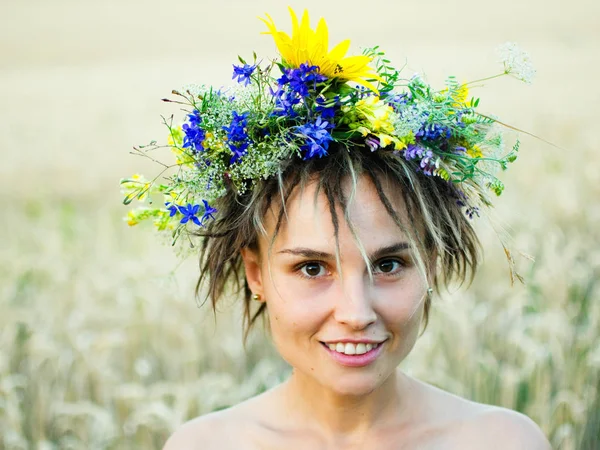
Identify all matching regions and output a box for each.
[497,42,536,84]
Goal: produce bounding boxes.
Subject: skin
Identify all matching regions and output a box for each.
[164,175,552,450]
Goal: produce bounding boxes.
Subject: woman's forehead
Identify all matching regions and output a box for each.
[263,176,410,253]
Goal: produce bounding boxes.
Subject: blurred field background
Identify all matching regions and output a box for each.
[1,0,599,448]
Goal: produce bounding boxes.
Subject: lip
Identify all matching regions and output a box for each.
[321,338,386,344]
[321,341,386,367]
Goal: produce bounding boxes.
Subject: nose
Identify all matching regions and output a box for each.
[333,276,377,330]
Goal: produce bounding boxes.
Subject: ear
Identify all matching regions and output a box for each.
[240,247,264,299]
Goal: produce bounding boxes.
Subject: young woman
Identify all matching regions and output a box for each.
[123,8,551,449]
[163,150,550,449]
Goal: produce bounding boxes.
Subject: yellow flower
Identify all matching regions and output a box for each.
[467,144,483,158]
[121,174,151,201]
[126,210,140,226]
[260,7,382,92]
[355,96,394,134]
[343,96,405,150]
[440,83,469,108]
[453,84,469,104]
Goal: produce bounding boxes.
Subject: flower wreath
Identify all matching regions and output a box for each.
[121,7,535,263]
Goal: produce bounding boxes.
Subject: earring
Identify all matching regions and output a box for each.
[427,288,434,295]
[252,293,262,302]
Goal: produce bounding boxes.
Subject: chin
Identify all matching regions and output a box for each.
[321,370,391,397]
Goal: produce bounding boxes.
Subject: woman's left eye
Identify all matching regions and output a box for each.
[373,259,403,275]
[298,262,328,278]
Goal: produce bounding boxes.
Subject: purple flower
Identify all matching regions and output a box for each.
[365,136,380,152]
[403,144,438,176]
[178,203,202,226]
[297,116,333,159]
[232,64,256,86]
[182,110,206,152]
[465,206,480,219]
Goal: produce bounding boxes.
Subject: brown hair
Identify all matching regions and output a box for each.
[195,144,481,340]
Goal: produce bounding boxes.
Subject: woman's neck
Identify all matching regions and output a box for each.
[278,368,414,440]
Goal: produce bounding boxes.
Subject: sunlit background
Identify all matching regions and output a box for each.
[1,0,599,448]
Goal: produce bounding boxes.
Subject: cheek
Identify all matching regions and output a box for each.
[263,272,332,336]
[376,278,425,314]
[264,268,333,310]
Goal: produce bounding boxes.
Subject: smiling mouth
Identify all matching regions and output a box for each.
[320,341,385,356]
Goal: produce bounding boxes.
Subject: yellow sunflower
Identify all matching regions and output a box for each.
[260,7,382,92]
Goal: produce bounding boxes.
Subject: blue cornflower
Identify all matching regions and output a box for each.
[271,64,328,117]
[271,87,301,116]
[278,63,327,98]
[297,116,333,159]
[178,203,202,226]
[201,200,217,224]
[182,110,206,152]
[315,96,339,120]
[416,123,451,141]
[187,110,201,126]
[382,92,409,112]
[165,202,179,217]
[223,111,251,163]
[223,111,249,141]
[232,64,256,86]
[228,140,250,164]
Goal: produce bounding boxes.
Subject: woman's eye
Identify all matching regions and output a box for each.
[374,259,402,274]
[300,262,327,278]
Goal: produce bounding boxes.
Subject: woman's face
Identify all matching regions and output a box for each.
[242,175,430,396]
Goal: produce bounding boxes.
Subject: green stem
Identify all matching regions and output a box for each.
[465,72,507,85]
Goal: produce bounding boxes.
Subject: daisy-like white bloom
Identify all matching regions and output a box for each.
[497,42,536,84]
[260,7,383,92]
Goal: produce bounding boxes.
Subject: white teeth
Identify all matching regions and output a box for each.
[344,343,356,355]
[325,341,382,355]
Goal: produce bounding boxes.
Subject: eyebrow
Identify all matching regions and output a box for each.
[277,242,411,261]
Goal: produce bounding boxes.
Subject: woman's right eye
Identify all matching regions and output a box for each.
[299,262,327,278]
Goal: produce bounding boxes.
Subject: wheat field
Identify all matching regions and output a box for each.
[1,0,599,448]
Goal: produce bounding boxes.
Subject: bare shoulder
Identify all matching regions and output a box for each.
[407,376,551,449]
[162,409,235,450]
[454,406,552,450]
[162,389,276,450]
